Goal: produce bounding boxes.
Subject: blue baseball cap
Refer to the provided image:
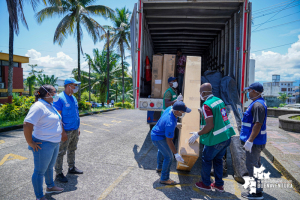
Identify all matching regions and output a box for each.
[168,77,177,83]
[244,82,264,93]
[173,101,191,113]
[64,78,81,85]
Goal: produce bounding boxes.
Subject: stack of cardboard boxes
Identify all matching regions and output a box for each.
[151,54,202,171]
[151,54,176,98]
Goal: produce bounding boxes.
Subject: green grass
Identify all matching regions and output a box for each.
[290,115,300,120]
[0,117,25,128]
[79,107,113,115]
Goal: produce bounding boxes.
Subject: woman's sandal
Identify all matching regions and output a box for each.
[160,179,178,185]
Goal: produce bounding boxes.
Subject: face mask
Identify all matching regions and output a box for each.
[70,85,79,93]
[179,112,185,118]
[200,91,211,101]
[52,93,59,102]
[172,82,178,88]
[247,90,261,100]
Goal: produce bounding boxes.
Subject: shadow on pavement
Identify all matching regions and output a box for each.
[133,129,156,170]
[46,175,78,199]
[261,157,282,179]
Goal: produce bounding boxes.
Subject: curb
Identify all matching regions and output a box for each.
[263,147,300,194]
[0,107,122,134]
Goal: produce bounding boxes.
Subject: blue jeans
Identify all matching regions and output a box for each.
[152,139,174,181]
[28,137,60,198]
[201,138,231,186]
[178,73,184,94]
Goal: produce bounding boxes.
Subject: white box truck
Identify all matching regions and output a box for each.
[130,0,252,127]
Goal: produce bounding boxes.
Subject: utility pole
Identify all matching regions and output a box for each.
[106,30,110,106]
[89,61,91,102]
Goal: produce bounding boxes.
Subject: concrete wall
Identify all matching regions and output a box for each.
[279,114,300,132]
[268,108,300,117]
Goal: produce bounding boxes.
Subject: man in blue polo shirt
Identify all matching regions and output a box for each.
[240,82,267,200]
[53,78,83,183]
[151,101,191,185]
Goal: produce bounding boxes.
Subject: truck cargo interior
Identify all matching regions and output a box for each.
[131,0,251,107]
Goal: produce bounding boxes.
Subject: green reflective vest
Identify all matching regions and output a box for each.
[162,87,177,115]
[200,96,236,146]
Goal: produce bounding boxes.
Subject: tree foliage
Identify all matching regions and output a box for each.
[35,0,114,100]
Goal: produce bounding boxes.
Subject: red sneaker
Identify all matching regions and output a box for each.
[195,181,212,191]
[211,182,224,193]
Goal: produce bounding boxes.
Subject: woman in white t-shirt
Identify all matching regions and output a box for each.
[24,85,64,200]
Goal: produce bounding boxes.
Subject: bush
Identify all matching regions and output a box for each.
[81,91,97,102]
[114,101,133,109]
[78,100,92,111]
[273,107,278,109]
[0,95,35,121]
[279,103,287,107]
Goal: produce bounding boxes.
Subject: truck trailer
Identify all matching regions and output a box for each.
[130,0,252,128]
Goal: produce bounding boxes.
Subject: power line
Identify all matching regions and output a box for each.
[252,42,295,53]
[252,19,300,32]
[253,3,300,19]
[253,0,299,14]
[252,11,300,27]
[253,0,297,31]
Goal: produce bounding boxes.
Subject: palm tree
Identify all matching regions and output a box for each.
[5,0,61,102]
[35,0,114,100]
[73,48,123,104]
[36,74,58,86]
[101,7,131,104]
[278,92,292,103]
[5,0,41,102]
[24,64,43,95]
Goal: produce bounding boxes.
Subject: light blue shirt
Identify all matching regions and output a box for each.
[151,107,177,141]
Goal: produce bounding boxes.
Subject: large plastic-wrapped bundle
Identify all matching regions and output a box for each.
[204,70,222,98]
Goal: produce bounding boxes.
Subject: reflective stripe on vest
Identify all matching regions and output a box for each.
[213,124,232,136]
[211,100,223,108]
[242,122,252,127]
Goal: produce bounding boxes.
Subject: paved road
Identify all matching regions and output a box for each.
[0,109,299,200]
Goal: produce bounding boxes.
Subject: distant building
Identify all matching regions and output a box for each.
[263,75,296,107]
[0,52,29,103]
[293,86,300,103]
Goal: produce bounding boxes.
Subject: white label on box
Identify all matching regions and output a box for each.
[155,80,162,84]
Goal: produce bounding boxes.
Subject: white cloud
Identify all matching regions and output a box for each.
[23,49,87,80]
[280,29,300,37]
[251,35,300,83]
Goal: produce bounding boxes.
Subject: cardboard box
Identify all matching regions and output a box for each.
[177,56,201,171]
[151,55,164,98]
[161,54,176,98]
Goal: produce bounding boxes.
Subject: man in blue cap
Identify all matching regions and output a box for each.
[151,101,190,185]
[53,78,83,182]
[240,82,267,199]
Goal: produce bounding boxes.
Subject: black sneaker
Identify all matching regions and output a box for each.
[68,166,83,174]
[241,191,263,199]
[56,173,68,183]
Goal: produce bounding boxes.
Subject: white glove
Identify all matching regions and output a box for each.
[189,132,199,144]
[177,93,183,101]
[244,140,253,153]
[198,107,202,115]
[175,153,184,163]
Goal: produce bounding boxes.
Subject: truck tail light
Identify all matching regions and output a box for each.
[150,103,154,107]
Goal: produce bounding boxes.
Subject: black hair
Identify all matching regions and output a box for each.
[34,85,54,102]
[177,48,182,52]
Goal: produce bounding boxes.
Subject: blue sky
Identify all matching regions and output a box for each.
[0,0,300,85]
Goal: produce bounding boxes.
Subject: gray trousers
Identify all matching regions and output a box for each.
[55,129,79,174]
[241,140,266,193]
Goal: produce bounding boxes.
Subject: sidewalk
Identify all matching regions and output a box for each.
[264,117,300,193]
